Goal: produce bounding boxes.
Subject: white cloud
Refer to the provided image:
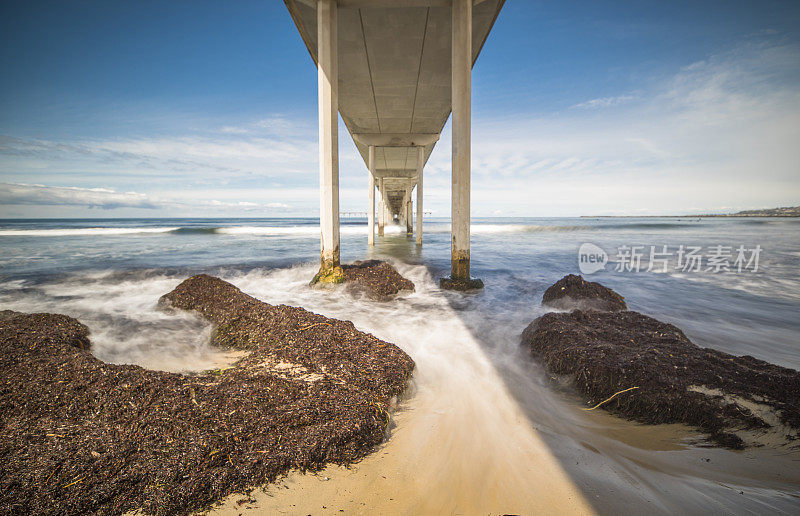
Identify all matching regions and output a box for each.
[1,41,797,218]
[0,183,158,209]
[416,41,800,215]
[220,126,249,134]
[0,118,319,186]
[571,94,637,109]
[0,182,299,215]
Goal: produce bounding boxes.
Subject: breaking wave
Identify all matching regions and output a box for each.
[0,227,180,237]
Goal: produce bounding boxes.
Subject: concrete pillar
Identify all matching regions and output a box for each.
[312,0,343,284]
[398,192,406,226]
[383,188,392,225]
[377,178,385,236]
[416,145,424,244]
[406,199,413,235]
[442,0,483,290]
[368,145,375,246]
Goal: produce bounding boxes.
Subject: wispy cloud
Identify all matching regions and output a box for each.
[1,40,798,217]
[0,182,297,215]
[419,41,800,215]
[0,183,158,209]
[0,110,321,192]
[571,94,637,109]
[217,115,306,137]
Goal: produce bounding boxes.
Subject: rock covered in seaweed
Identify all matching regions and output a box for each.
[524,286,800,449]
[160,273,415,398]
[341,260,415,301]
[542,274,626,312]
[1,275,414,515]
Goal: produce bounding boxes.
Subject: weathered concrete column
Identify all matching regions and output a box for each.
[405,197,413,235]
[442,0,483,290]
[377,178,385,236]
[312,0,343,285]
[368,145,375,246]
[416,145,424,244]
[399,191,406,226]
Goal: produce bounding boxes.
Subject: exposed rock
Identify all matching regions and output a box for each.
[542,274,626,311]
[0,309,25,321]
[341,260,414,301]
[522,309,800,449]
[160,274,414,398]
[1,275,414,514]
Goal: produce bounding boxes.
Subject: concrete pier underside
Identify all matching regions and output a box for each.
[286,0,503,288]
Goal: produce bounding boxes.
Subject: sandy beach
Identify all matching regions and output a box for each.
[212,293,595,515]
[2,220,800,514]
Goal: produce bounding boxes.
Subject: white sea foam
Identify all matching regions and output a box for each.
[2,261,797,512]
[216,226,318,236]
[0,271,233,372]
[0,227,180,237]
[0,223,594,238]
[470,223,589,233]
[216,224,406,236]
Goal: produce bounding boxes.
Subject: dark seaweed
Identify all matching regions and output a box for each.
[341,260,415,301]
[541,274,627,312]
[522,309,800,449]
[0,274,414,515]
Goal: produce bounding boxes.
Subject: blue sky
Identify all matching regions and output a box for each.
[1,0,799,217]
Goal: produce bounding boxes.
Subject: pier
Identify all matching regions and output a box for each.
[285,0,504,289]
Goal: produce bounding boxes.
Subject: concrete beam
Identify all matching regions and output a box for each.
[313,0,343,284]
[353,133,439,147]
[373,169,418,179]
[295,1,492,8]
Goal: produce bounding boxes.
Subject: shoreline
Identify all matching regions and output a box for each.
[580,214,800,218]
[2,258,799,513]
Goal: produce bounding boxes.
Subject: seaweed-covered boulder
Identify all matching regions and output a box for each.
[160,274,415,398]
[1,275,414,515]
[0,309,26,321]
[522,310,800,449]
[542,274,626,311]
[341,260,415,301]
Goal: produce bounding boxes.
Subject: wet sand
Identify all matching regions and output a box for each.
[212,336,595,515]
[209,262,800,515]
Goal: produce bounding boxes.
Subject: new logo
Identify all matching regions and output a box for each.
[578,243,607,275]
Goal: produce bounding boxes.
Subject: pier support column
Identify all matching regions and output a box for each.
[442,0,483,290]
[416,146,424,245]
[368,145,375,246]
[406,196,413,235]
[377,178,385,236]
[312,0,343,285]
[399,192,406,227]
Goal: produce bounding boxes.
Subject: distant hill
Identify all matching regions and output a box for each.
[581,206,800,218]
[698,206,800,217]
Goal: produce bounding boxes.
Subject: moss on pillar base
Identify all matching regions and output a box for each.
[311,264,345,285]
[442,252,482,289]
[439,277,484,291]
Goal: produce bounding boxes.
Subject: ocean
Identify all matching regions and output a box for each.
[1,216,799,513]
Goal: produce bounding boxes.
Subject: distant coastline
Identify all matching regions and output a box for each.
[582,205,800,218]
